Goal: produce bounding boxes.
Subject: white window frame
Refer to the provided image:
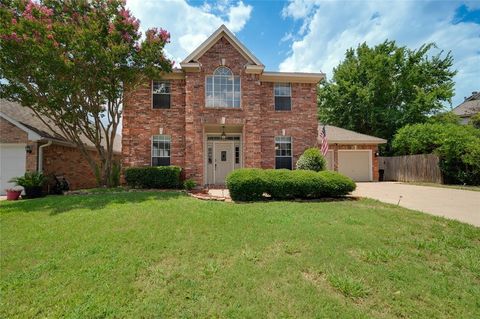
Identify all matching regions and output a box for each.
[151,135,171,166]
[152,80,171,109]
[205,67,241,108]
[274,136,293,169]
[274,83,292,111]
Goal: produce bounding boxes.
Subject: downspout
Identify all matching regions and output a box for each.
[38,140,52,172]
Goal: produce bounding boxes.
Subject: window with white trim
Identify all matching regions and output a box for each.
[274,83,291,111]
[206,67,240,108]
[152,135,171,166]
[152,81,171,109]
[275,136,292,169]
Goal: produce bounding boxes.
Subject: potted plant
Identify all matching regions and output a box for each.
[5,187,22,200]
[9,172,46,199]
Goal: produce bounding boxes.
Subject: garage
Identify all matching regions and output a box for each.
[325,150,334,170]
[0,144,26,195]
[319,125,387,182]
[338,150,372,181]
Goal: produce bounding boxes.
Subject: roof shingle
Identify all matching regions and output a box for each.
[319,124,387,144]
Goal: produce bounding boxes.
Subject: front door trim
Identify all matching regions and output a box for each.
[204,133,242,186]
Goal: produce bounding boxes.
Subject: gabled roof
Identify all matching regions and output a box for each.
[452,91,480,117]
[319,124,387,145]
[180,25,263,67]
[176,25,324,82]
[0,99,121,152]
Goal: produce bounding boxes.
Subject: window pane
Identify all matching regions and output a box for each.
[153,81,171,94]
[214,67,232,76]
[153,81,171,109]
[235,146,240,164]
[275,96,291,111]
[205,68,241,108]
[152,157,170,166]
[274,83,291,97]
[275,136,292,159]
[152,135,171,166]
[153,94,171,109]
[275,157,292,170]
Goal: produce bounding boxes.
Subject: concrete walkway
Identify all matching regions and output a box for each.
[353,182,480,227]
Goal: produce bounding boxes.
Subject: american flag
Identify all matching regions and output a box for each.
[319,125,329,156]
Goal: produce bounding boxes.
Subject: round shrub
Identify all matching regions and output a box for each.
[296,147,327,172]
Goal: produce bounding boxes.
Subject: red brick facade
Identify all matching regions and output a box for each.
[1,117,113,190]
[122,36,319,185]
[42,144,99,190]
[0,117,27,144]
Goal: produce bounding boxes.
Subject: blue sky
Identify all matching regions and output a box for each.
[127,0,480,107]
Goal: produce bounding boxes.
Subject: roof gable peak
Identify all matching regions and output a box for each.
[180,25,263,68]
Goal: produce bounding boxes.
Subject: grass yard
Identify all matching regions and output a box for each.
[1,192,479,318]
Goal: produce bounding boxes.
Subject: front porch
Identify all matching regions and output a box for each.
[203,124,243,187]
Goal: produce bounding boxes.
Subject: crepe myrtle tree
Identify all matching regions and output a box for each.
[0,0,172,186]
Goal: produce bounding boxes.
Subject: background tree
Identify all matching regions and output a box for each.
[0,0,172,186]
[469,113,480,129]
[427,111,460,125]
[318,40,456,152]
[392,123,480,185]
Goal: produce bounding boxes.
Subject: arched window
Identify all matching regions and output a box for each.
[206,67,241,108]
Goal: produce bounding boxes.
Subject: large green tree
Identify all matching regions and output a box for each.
[0,0,172,186]
[318,41,456,151]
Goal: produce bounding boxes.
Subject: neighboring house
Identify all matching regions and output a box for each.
[0,100,121,194]
[452,91,479,124]
[122,25,385,185]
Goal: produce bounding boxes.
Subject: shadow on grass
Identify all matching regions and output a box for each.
[0,191,185,215]
[232,196,360,204]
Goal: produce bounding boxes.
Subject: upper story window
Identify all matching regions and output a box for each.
[274,83,291,111]
[206,67,240,108]
[152,80,171,109]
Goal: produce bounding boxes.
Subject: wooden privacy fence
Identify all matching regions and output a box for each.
[378,154,443,184]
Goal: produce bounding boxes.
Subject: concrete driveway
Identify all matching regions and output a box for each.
[353,182,480,227]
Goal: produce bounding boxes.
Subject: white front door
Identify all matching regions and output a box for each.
[0,144,27,195]
[214,142,234,184]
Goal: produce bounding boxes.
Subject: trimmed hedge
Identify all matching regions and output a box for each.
[124,166,181,189]
[226,168,356,201]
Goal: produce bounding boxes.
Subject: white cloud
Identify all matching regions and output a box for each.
[281,0,317,20]
[127,0,252,64]
[279,0,480,106]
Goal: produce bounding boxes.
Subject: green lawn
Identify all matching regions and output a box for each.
[1,193,479,318]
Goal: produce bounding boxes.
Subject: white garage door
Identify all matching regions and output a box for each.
[338,150,372,182]
[0,144,26,195]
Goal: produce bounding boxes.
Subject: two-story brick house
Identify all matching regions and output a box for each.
[122,25,324,186]
[122,25,386,186]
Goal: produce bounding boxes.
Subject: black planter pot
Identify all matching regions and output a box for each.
[24,186,45,199]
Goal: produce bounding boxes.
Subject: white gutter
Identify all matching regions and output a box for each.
[38,140,52,172]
